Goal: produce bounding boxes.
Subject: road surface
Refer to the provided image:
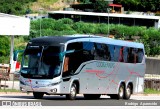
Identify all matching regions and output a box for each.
[0,93,160,106]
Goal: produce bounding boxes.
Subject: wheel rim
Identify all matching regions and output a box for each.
[70,85,76,97]
[119,87,124,97]
[126,87,131,96]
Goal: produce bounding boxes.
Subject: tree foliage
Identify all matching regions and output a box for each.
[27,18,160,56]
[93,0,109,12]
[114,0,160,11]
[0,37,10,63]
[0,0,36,15]
[0,18,160,63]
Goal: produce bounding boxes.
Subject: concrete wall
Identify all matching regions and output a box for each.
[146,57,160,75]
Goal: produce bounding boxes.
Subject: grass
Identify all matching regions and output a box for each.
[0,89,20,92]
[38,0,59,5]
[144,88,160,94]
[38,0,59,3]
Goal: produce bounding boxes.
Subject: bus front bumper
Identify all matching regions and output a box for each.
[20,84,61,94]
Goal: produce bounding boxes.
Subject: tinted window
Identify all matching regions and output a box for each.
[137,48,144,63]
[108,45,115,61]
[102,44,111,61]
[63,42,144,76]
[63,42,83,76]
[83,42,94,61]
[114,46,121,62]
[123,47,128,63]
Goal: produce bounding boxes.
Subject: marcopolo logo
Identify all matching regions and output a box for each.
[96,62,115,68]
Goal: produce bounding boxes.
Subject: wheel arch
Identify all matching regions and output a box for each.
[118,81,126,92]
[70,79,80,94]
[126,82,133,94]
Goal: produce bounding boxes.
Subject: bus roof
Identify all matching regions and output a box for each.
[29,35,144,49]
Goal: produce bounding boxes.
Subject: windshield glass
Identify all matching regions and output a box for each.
[21,45,63,79]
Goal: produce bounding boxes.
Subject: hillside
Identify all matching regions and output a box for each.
[30,0,75,12]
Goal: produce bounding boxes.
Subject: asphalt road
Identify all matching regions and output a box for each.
[0,94,160,106]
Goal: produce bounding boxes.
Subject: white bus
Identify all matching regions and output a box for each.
[19,35,146,100]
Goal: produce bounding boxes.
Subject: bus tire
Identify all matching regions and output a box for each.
[84,94,101,100]
[117,84,125,99]
[124,84,132,100]
[33,92,44,99]
[66,83,77,100]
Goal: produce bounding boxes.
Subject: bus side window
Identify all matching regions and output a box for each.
[103,44,111,61]
[62,56,70,77]
[63,56,69,73]
[123,47,128,63]
[83,42,94,61]
[108,45,115,61]
[119,46,124,62]
[114,45,121,62]
[93,43,103,60]
[64,42,83,76]
[128,48,138,63]
[137,48,144,63]
[128,48,134,63]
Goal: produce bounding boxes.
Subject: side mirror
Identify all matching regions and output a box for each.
[13,50,24,61]
[13,51,18,61]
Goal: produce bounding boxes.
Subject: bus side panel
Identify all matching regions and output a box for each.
[59,79,70,94]
[132,64,145,94]
[134,77,144,93]
[77,61,118,94]
[77,61,145,95]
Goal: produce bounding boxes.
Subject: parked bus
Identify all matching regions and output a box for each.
[19,35,146,100]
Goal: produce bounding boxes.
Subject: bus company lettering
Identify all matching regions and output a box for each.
[96,62,115,68]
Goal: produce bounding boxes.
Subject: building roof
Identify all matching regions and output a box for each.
[0,13,22,18]
[109,4,122,7]
[48,11,160,20]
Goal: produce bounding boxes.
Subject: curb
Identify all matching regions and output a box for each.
[132,94,160,96]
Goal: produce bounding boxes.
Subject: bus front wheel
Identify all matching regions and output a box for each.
[33,92,44,99]
[66,83,77,100]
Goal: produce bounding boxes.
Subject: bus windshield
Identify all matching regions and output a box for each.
[21,45,63,79]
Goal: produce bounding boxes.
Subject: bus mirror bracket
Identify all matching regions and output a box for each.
[13,50,24,61]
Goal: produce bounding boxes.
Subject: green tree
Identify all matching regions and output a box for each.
[93,0,109,12]
[0,0,36,15]
[0,36,10,62]
[114,0,160,11]
[79,0,91,3]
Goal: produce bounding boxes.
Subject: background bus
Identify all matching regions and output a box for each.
[19,35,146,100]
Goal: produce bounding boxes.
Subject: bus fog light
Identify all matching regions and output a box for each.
[50,88,57,93]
